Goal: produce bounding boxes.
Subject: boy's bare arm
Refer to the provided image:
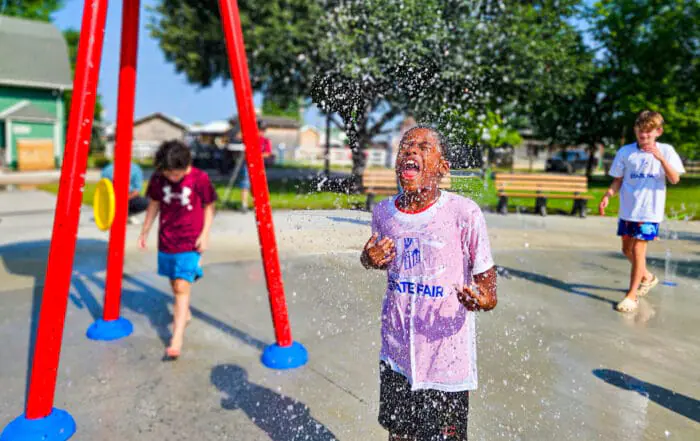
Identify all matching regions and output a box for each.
[643,145,681,184]
[141,200,160,234]
[458,266,497,311]
[138,200,160,248]
[599,177,622,215]
[196,203,216,252]
[661,161,681,184]
[201,203,216,236]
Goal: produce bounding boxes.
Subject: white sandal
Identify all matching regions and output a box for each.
[637,274,659,297]
[616,297,639,313]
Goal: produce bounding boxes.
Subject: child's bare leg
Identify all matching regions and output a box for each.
[168,279,191,355]
[621,236,634,263]
[622,237,653,282]
[241,189,250,209]
[625,239,649,301]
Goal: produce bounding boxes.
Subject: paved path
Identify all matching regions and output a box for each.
[0,190,698,440]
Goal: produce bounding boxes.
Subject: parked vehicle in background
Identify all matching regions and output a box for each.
[190,141,222,171]
[546,149,595,174]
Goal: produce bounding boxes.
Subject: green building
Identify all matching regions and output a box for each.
[0,15,72,170]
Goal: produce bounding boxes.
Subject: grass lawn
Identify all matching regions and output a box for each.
[215,179,368,210]
[39,173,700,220]
[39,179,369,211]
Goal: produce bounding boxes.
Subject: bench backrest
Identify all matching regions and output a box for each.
[495,173,589,194]
[362,169,452,192]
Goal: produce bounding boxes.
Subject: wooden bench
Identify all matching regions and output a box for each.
[362,168,452,211]
[494,173,593,217]
[684,161,700,174]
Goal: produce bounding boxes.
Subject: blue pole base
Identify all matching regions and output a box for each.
[0,408,76,441]
[86,317,133,341]
[261,342,308,370]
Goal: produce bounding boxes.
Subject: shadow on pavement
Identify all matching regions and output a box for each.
[69,271,268,351]
[604,252,699,281]
[593,369,700,423]
[326,216,370,226]
[659,229,700,243]
[211,364,339,441]
[502,267,622,308]
[0,238,108,399]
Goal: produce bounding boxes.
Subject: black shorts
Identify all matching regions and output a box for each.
[378,362,469,440]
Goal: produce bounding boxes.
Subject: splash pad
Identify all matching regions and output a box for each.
[1,0,305,439]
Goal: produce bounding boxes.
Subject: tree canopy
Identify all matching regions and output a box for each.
[0,0,63,21]
[150,0,699,181]
[532,0,700,161]
[151,0,590,182]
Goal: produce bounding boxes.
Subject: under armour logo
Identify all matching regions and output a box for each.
[163,185,193,210]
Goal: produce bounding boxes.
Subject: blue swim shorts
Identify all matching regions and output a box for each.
[158,251,203,283]
[617,219,659,241]
[236,163,250,190]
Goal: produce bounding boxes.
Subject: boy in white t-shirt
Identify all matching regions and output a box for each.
[599,111,685,312]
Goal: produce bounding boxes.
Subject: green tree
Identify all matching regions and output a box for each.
[0,0,63,21]
[536,0,700,173]
[150,0,592,185]
[149,0,322,103]
[585,0,699,159]
[311,0,590,180]
[261,97,302,120]
[63,28,105,152]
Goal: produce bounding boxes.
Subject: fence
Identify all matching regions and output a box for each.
[293,147,388,167]
[603,159,700,175]
[685,160,700,174]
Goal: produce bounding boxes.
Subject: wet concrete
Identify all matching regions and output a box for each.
[0,190,699,440]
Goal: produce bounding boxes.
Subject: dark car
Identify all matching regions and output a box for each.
[190,142,222,171]
[546,149,595,174]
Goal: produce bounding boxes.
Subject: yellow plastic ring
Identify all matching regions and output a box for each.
[93,178,116,231]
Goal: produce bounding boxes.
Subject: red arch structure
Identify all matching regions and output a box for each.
[1,1,306,439]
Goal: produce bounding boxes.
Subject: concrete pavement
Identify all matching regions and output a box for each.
[0,190,698,440]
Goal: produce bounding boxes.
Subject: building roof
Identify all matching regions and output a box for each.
[0,100,55,121]
[189,120,230,134]
[133,112,189,130]
[0,15,72,90]
[299,125,320,133]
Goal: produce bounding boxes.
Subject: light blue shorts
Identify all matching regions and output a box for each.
[236,163,250,190]
[158,251,203,283]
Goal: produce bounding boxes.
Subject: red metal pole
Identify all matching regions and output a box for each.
[103,0,140,322]
[217,0,292,347]
[25,0,109,419]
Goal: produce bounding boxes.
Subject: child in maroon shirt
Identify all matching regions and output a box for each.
[138,140,217,360]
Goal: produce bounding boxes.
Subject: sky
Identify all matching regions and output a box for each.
[51,0,325,127]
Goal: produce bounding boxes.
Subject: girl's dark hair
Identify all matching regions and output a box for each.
[154,140,192,171]
[401,125,451,158]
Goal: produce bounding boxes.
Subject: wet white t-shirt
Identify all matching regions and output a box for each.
[372,192,494,392]
[609,142,685,223]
